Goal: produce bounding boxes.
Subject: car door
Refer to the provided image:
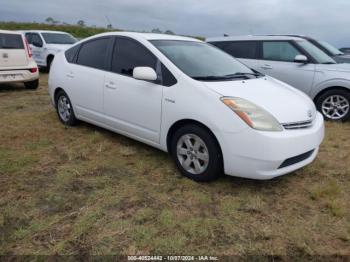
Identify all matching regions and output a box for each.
[103,37,163,143]
[257,41,315,95]
[65,36,113,121]
[26,33,45,65]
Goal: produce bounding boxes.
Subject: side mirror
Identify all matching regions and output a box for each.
[133,67,157,81]
[294,55,308,64]
[32,41,43,48]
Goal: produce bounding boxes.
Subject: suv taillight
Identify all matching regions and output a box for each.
[24,37,32,58]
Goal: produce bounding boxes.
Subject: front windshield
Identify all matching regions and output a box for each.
[151,40,259,80]
[42,33,77,45]
[297,40,336,64]
[317,40,343,56]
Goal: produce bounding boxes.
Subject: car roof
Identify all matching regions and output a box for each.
[206,35,306,42]
[87,32,201,42]
[0,29,22,35]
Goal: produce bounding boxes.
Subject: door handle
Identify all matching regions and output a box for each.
[105,81,117,90]
[261,64,273,70]
[66,72,74,78]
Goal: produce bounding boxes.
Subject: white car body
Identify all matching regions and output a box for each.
[0,30,39,85]
[21,30,76,68]
[49,32,324,180]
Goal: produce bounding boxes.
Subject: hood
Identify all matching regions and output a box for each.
[46,44,72,52]
[202,76,316,124]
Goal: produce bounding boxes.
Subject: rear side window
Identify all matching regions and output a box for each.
[262,41,301,62]
[76,37,110,70]
[210,41,258,59]
[65,45,80,63]
[112,37,157,76]
[222,41,258,59]
[0,33,24,49]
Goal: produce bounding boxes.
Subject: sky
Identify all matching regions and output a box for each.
[1,0,349,47]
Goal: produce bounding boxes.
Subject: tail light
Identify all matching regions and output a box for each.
[30,68,38,73]
[23,37,32,58]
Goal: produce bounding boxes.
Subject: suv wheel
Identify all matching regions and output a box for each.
[316,89,350,121]
[55,90,77,126]
[24,79,39,89]
[170,124,222,182]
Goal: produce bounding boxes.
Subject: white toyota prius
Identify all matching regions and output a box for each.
[48,32,324,181]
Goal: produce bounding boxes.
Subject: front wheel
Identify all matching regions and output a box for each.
[24,79,39,89]
[55,90,78,126]
[170,124,223,182]
[316,89,350,121]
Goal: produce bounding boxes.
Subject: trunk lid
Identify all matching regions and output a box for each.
[0,33,28,68]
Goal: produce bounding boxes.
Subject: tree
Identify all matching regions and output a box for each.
[151,28,162,34]
[45,17,59,25]
[165,30,175,35]
[107,24,113,29]
[77,20,86,27]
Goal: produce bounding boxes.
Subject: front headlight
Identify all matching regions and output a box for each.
[221,97,283,131]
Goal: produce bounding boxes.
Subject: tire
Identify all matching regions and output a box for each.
[24,79,39,89]
[170,124,223,182]
[315,89,350,121]
[55,90,78,126]
[46,56,54,72]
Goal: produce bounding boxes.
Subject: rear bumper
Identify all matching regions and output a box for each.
[216,112,325,180]
[0,69,39,83]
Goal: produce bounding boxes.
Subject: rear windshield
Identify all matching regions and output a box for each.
[0,33,24,49]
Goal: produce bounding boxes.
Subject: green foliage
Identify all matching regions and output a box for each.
[0,21,120,39]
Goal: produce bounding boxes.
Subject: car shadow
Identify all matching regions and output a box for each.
[77,121,290,188]
[0,82,28,93]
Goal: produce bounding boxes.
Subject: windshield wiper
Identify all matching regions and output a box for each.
[224,72,263,78]
[192,76,230,81]
[321,62,337,64]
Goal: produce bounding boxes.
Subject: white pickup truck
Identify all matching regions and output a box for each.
[22,30,77,71]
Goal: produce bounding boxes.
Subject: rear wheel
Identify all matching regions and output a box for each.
[170,124,222,182]
[316,89,350,121]
[24,79,39,89]
[55,90,77,126]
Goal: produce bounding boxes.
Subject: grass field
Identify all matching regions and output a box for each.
[0,74,349,258]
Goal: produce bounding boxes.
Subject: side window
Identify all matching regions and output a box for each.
[262,41,301,62]
[112,37,157,76]
[76,37,110,70]
[210,42,228,50]
[65,45,80,63]
[161,64,177,86]
[223,41,258,59]
[31,34,43,46]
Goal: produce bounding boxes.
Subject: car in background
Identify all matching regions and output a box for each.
[22,30,77,71]
[267,35,350,64]
[0,30,39,89]
[340,48,350,55]
[49,32,324,181]
[207,35,350,121]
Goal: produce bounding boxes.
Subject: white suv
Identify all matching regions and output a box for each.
[0,30,39,89]
[22,30,77,71]
[207,35,350,121]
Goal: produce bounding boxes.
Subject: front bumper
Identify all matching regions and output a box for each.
[216,112,325,180]
[0,69,39,84]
